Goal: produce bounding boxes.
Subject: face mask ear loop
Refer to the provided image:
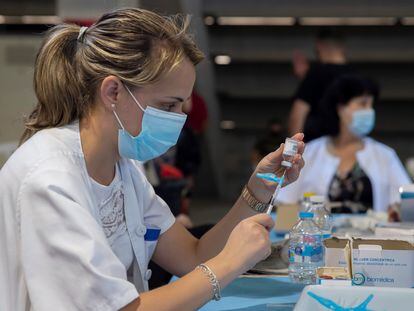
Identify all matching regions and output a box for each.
[111,104,125,130]
[124,84,145,112]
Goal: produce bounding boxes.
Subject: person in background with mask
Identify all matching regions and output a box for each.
[0,8,305,311]
[288,27,353,142]
[279,75,410,215]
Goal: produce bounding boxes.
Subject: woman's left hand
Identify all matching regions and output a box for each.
[247,133,305,203]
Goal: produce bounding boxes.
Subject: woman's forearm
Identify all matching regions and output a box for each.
[122,254,240,311]
[193,133,305,264]
[195,195,258,262]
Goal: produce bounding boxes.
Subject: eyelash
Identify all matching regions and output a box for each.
[166,103,175,111]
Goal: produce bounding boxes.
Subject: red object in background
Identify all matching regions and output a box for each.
[187,92,208,134]
[63,19,96,27]
[159,163,184,180]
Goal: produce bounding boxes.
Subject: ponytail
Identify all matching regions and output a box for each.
[20,24,84,144]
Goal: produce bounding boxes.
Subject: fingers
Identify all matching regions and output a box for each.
[285,153,304,175]
[283,153,305,185]
[249,213,275,231]
[292,153,305,169]
[290,132,304,142]
[290,133,305,155]
[297,140,305,155]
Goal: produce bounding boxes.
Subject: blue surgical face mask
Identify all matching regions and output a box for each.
[113,85,187,161]
[349,108,375,137]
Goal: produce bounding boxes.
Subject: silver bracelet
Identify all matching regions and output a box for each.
[196,264,221,301]
[241,185,270,213]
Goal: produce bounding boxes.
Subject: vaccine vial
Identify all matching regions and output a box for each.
[281,138,298,168]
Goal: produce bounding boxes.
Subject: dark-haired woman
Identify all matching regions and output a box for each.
[279,75,410,214]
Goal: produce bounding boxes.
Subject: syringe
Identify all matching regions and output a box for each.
[256,170,286,214]
[266,170,286,214]
[256,138,299,214]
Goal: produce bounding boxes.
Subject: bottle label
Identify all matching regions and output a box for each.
[289,235,324,264]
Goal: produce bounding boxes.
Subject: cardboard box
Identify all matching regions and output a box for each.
[316,267,352,286]
[274,204,299,234]
[375,222,414,237]
[324,237,414,288]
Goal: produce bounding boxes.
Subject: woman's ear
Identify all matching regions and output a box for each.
[99,76,123,111]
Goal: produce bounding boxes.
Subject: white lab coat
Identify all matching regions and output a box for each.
[0,122,175,311]
[278,136,411,212]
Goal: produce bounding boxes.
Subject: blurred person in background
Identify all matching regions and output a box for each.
[0,8,305,311]
[185,91,208,136]
[279,75,410,216]
[289,27,354,141]
[175,92,206,217]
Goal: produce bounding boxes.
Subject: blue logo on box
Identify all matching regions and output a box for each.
[353,273,366,285]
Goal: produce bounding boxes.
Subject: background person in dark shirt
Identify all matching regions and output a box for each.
[288,27,353,141]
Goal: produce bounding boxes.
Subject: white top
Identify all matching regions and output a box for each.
[90,163,134,270]
[278,136,411,212]
[0,122,176,311]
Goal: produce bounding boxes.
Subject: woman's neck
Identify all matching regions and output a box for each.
[80,114,119,186]
[330,126,365,156]
[333,132,360,148]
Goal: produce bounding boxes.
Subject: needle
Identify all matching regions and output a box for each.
[256,170,286,214]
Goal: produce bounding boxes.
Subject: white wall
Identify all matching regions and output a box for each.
[0,35,42,165]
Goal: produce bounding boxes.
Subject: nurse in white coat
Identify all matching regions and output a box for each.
[279,75,410,214]
[0,8,305,311]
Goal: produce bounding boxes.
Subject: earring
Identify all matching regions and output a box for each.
[111,104,115,109]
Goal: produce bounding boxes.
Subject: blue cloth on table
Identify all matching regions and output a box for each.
[200,277,305,311]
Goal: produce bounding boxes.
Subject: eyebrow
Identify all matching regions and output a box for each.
[164,96,185,102]
[164,95,193,102]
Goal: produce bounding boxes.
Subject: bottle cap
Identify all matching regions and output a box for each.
[303,192,316,198]
[310,195,325,204]
[281,160,292,168]
[299,212,314,219]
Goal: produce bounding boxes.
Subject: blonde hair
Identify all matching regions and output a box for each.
[20,8,204,144]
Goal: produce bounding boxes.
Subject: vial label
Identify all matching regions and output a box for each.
[283,138,298,156]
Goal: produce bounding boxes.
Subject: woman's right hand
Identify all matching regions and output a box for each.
[218,213,274,274]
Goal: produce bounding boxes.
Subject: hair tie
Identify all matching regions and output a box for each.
[77,26,88,43]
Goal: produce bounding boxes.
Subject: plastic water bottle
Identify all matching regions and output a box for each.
[308,195,332,240]
[299,192,316,213]
[288,212,324,284]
